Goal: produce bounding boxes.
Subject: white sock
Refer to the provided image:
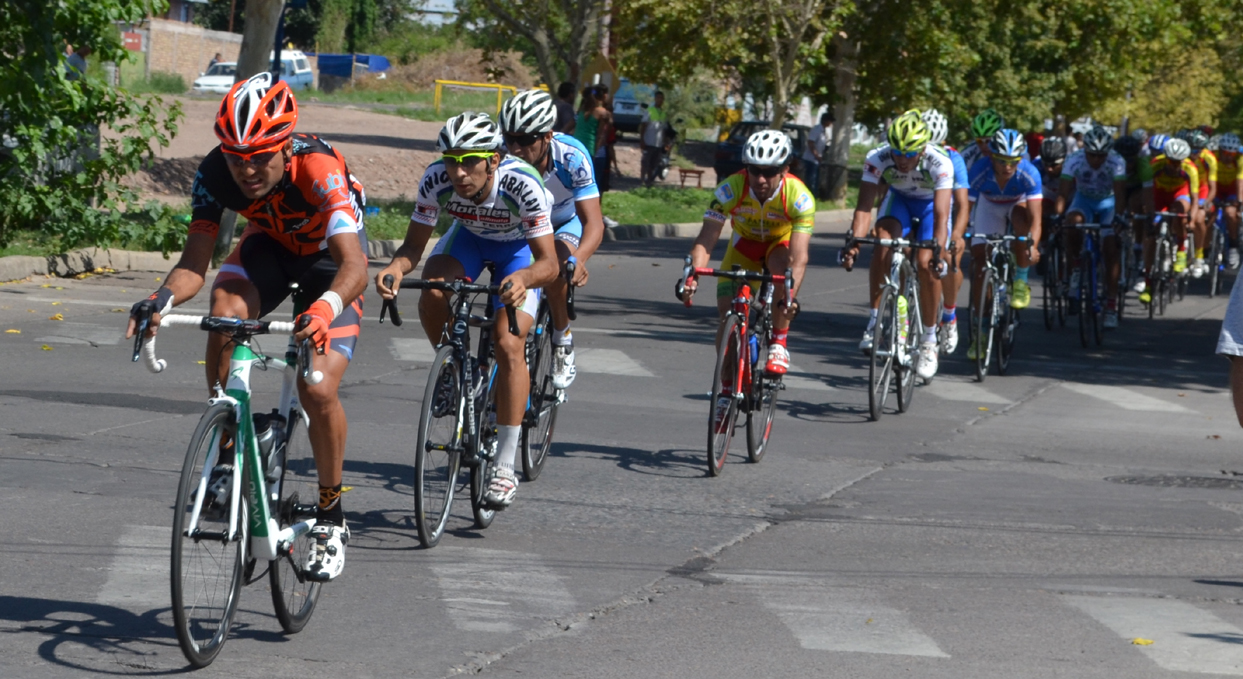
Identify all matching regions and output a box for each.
[923,328,938,344]
[866,309,878,331]
[496,425,521,472]
[552,326,572,346]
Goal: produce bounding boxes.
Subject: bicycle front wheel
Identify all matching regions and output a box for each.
[707,315,743,475]
[522,310,557,482]
[746,329,778,463]
[896,276,920,411]
[171,402,245,668]
[269,407,322,633]
[1077,266,1090,348]
[974,270,996,382]
[471,364,499,528]
[868,287,896,420]
[414,345,462,548]
[1042,246,1057,331]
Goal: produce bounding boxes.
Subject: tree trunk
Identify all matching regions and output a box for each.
[825,30,858,206]
[236,0,284,82]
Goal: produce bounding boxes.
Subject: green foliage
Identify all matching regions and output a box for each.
[0,0,183,251]
[125,71,188,95]
[661,74,720,129]
[317,0,352,52]
[118,201,191,254]
[371,20,460,64]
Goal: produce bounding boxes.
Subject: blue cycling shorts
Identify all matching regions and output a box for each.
[1067,193,1117,236]
[428,224,541,317]
[554,215,582,248]
[878,192,938,242]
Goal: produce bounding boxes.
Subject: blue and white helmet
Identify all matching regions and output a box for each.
[1219,133,1241,153]
[1148,133,1170,154]
[499,89,557,135]
[988,128,1026,157]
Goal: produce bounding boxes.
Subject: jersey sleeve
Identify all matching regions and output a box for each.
[1139,158,1154,188]
[566,145,600,202]
[511,167,554,239]
[296,152,361,239]
[787,179,816,235]
[1205,151,1219,183]
[705,173,744,223]
[1109,155,1128,182]
[411,162,448,227]
[1019,161,1043,202]
[931,153,954,191]
[1059,153,1078,181]
[861,147,887,185]
[1186,161,1200,197]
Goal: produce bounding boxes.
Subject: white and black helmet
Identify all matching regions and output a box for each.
[1082,126,1114,153]
[499,89,556,135]
[743,129,793,166]
[921,108,949,146]
[437,112,503,152]
[1163,138,1192,161]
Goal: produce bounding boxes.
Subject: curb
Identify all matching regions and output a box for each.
[604,208,856,241]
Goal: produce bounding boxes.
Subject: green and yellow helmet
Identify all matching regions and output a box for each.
[971,108,1005,139]
[887,110,932,154]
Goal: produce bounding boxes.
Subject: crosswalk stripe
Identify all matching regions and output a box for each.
[575,348,653,376]
[1061,383,1191,413]
[724,574,949,658]
[428,546,576,633]
[1064,595,1243,674]
[96,525,168,608]
[923,377,1012,404]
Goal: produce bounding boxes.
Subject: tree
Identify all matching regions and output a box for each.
[762,0,844,126]
[460,0,604,87]
[0,0,182,249]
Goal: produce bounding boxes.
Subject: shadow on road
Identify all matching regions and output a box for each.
[551,441,705,478]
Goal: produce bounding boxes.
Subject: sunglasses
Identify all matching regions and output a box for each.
[1086,152,1108,159]
[747,165,784,178]
[993,155,1022,166]
[442,151,495,166]
[222,145,281,168]
[892,148,923,159]
[503,133,544,148]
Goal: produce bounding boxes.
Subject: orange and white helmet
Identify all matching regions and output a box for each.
[214,72,298,151]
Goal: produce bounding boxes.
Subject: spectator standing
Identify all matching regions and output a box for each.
[553,82,577,134]
[208,52,222,70]
[639,91,670,187]
[574,87,612,191]
[1219,275,1243,426]
[800,111,833,199]
[65,45,91,81]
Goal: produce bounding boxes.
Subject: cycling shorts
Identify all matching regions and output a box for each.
[1154,185,1191,213]
[1200,181,1210,202]
[214,227,364,361]
[554,214,582,248]
[717,233,788,297]
[1218,193,1239,204]
[429,223,541,318]
[1067,193,1117,237]
[968,199,1022,244]
[877,192,941,242]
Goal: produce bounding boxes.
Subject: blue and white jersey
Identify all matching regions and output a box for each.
[543,133,600,227]
[967,157,1043,205]
[940,145,969,190]
[412,156,553,242]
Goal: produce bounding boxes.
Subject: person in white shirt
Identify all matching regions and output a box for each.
[800,112,833,198]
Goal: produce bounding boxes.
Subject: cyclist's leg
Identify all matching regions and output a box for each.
[1193,189,1211,269]
[969,199,1008,307]
[207,228,281,395]
[487,239,539,504]
[1097,197,1121,302]
[764,238,795,373]
[419,223,473,347]
[941,189,970,333]
[1226,201,1241,265]
[866,192,904,338]
[545,216,581,338]
[911,197,942,333]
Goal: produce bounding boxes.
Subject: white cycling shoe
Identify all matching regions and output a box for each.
[941,319,959,354]
[551,344,577,389]
[484,467,518,508]
[916,341,939,380]
[859,328,874,354]
[305,522,349,583]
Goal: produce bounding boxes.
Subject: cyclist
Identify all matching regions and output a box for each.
[1137,137,1199,305]
[1036,137,1068,219]
[683,129,812,398]
[960,108,1006,170]
[1215,132,1243,268]
[498,89,607,389]
[1056,126,1128,328]
[842,110,951,380]
[964,129,1043,359]
[1188,128,1218,278]
[923,108,969,353]
[374,112,557,509]
[1148,133,1170,157]
[124,73,367,582]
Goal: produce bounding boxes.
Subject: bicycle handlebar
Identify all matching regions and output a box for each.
[379,274,519,336]
[962,233,1030,242]
[675,255,793,308]
[135,314,322,385]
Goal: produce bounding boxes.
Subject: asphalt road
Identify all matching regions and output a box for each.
[2,232,1241,678]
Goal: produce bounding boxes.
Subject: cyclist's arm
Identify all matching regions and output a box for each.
[124,232,215,339]
[689,217,726,270]
[1056,176,1074,215]
[787,231,810,299]
[1112,179,1127,217]
[1144,186,1155,217]
[319,229,369,307]
[951,188,970,242]
[1026,199,1043,246]
[1207,179,1218,205]
[932,188,951,247]
[500,232,558,308]
[573,196,606,264]
[848,181,882,238]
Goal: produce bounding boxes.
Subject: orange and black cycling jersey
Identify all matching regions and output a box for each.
[190,134,367,257]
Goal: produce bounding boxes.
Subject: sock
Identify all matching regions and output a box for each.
[923,328,938,343]
[552,326,572,346]
[317,483,343,525]
[771,329,788,347]
[941,304,956,323]
[496,425,521,472]
[1196,248,1205,259]
[866,308,879,331]
[1015,266,1029,283]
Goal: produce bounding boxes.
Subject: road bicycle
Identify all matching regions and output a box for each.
[379,271,518,548]
[844,235,941,420]
[1042,215,1068,331]
[966,233,1026,382]
[677,257,791,476]
[1143,211,1184,318]
[132,308,324,668]
[519,257,577,482]
[1068,222,1105,347]
[1208,202,1234,298]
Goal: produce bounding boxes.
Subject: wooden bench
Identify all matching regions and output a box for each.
[678,168,705,188]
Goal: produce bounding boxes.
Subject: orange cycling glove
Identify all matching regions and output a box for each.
[298,300,335,352]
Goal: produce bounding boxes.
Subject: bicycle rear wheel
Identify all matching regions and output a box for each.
[868,287,896,419]
[171,402,245,668]
[413,346,462,548]
[707,315,743,475]
[269,407,322,633]
[974,270,996,382]
[997,300,1017,375]
[521,309,557,482]
[746,328,778,463]
[471,364,499,528]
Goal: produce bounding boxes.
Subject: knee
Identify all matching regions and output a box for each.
[210,287,252,318]
[494,332,526,366]
[298,379,339,414]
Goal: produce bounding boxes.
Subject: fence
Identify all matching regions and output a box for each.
[432,80,547,115]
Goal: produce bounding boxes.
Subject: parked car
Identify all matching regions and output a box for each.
[611,78,654,135]
[713,121,810,184]
[191,50,314,94]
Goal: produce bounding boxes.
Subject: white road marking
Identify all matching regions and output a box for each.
[923,377,1012,404]
[389,337,436,362]
[96,525,168,608]
[1064,595,1243,674]
[1061,383,1192,413]
[575,348,653,376]
[783,363,834,391]
[428,547,575,633]
[724,574,949,658]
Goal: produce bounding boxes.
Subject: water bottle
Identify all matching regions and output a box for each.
[896,295,909,345]
[748,333,759,365]
[253,412,275,463]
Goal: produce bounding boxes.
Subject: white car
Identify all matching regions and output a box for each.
[192,62,237,95]
[192,51,314,95]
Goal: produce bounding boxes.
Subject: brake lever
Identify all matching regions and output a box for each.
[130,314,149,362]
[564,256,577,321]
[380,274,403,326]
[500,282,519,336]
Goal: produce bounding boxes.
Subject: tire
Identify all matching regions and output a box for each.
[1091,268,1104,347]
[1210,230,1225,298]
[746,329,778,463]
[269,408,322,633]
[1042,246,1057,331]
[707,315,743,476]
[974,270,996,382]
[997,301,1016,375]
[413,346,462,548]
[521,311,557,482]
[471,364,498,529]
[171,402,245,668]
[868,287,896,419]
[896,275,919,413]
[1077,265,1090,348]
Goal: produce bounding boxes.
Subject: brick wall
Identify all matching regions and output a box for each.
[145,19,242,89]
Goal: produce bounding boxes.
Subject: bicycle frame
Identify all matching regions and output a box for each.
[1073,223,1104,314]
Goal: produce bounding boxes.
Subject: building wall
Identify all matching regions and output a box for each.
[145,18,242,88]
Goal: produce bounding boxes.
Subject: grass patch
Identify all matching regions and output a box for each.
[602,187,714,224]
[364,199,456,240]
[306,86,508,120]
[0,231,67,258]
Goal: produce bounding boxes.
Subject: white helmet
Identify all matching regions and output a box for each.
[437,112,503,152]
[499,89,556,135]
[921,108,949,146]
[1082,126,1113,154]
[1163,138,1191,161]
[1219,133,1241,153]
[743,129,793,166]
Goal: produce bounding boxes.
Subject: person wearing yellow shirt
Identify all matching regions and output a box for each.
[1187,129,1218,277]
[1214,133,1243,269]
[1138,138,1198,304]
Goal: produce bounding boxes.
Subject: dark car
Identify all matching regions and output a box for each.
[611,78,654,135]
[713,121,810,184]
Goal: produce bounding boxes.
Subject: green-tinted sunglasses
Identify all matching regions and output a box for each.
[442,151,495,165]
